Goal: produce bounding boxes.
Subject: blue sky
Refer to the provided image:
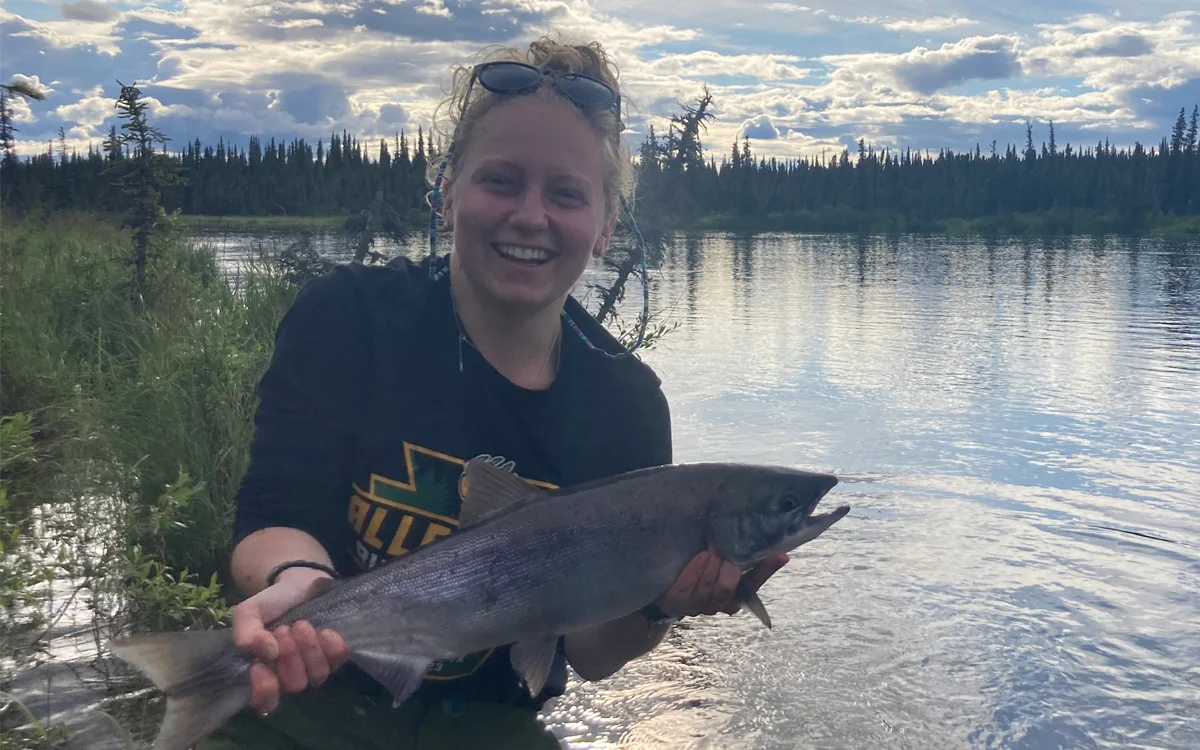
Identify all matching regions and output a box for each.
[1,1,1198,162]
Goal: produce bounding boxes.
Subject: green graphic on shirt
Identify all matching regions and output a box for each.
[409,466,459,520]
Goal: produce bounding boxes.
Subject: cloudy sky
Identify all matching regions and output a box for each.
[2,0,1198,163]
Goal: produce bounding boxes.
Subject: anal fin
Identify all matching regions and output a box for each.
[349,650,432,708]
[509,635,559,697]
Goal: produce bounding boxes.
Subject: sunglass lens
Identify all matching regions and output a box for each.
[558,74,616,109]
[478,63,541,92]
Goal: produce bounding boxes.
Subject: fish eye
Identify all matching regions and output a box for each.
[779,494,799,512]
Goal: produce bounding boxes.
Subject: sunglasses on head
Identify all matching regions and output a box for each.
[467,61,622,125]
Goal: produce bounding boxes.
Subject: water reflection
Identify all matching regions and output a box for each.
[545,232,1200,749]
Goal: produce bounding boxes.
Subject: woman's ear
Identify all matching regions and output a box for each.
[592,214,617,258]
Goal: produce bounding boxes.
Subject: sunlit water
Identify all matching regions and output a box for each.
[15,229,1199,749]
[545,233,1200,750]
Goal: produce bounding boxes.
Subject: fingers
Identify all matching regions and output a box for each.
[249,662,280,715]
[718,554,790,618]
[232,602,278,661]
[318,629,350,671]
[743,553,789,593]
[292,621,330,688]
[231,572,345,718]
[273,625,309,695]
[657,550,793,622]
[658,550,750,618]
[713,562,741,608]
[692,551,724,610]
[248,621,345,717]
[667,550,712,603]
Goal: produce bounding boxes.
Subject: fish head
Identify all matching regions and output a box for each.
[706,465,847,567]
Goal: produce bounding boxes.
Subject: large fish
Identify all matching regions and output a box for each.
[109,458,849,750]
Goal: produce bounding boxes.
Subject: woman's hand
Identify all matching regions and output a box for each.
[654,546,789,618]
[231,568,350,715]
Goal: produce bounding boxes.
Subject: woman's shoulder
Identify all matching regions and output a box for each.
[562,295,665,394]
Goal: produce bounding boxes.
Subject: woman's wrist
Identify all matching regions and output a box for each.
[266,560,338,589]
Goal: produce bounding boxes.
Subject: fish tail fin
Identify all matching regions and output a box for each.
[109,629,252,750]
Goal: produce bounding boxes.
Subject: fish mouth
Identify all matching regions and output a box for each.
[776,477,850,552]
[791,503,851,534]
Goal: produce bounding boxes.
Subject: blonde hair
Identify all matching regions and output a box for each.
[427,34,635,222]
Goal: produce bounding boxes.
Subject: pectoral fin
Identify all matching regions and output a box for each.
[741,591,772,629]
[509,635,559,697]
[349,651,432,708]
[735,578,773,629]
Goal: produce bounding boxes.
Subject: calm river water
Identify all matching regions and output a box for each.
[202,228,1200,748]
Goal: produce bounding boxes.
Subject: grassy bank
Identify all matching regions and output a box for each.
[672,208,1200,237]
[1,211,304,680]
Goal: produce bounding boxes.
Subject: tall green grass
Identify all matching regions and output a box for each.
[1,211,298,590]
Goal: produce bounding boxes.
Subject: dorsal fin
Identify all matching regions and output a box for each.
[460,458,547,527]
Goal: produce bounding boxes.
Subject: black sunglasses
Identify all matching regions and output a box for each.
[468,61,622,125]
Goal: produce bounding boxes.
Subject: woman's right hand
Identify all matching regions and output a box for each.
[231,568,350,715]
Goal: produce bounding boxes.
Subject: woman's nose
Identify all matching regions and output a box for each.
[509,188,549,232]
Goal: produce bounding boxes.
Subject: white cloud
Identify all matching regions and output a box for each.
[763,4,978,35]
[1024,14,1199,92]
[278,18,324,29]
[415,0,453,18]
[635,51,811,81]
[740,113,781,139]
[883,17,978,33]
[53,86,113,128]
[822,35,1024,95]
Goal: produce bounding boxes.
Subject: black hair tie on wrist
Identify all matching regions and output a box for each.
[265,560,340,588]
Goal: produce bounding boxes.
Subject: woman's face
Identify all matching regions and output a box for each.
[445,96,613,315]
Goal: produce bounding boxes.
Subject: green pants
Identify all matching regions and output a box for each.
[196,680,562,750]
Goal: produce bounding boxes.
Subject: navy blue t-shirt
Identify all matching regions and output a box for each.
[233,255,673,706]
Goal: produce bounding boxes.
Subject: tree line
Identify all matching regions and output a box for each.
[1,84,1198,230]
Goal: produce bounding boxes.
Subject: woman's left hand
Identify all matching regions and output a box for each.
[654,546,790,618]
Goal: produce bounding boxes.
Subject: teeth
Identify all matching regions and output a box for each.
[496,244,552,262]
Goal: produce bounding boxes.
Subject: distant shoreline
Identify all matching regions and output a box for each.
[172,209,1200,239]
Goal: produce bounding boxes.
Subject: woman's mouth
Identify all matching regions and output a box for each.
[494,243,553,266]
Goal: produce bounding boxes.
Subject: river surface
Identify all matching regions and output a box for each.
[18,227,1198,749]
[197,227,1200,749]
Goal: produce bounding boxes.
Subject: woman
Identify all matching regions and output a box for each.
[201,36,789,749]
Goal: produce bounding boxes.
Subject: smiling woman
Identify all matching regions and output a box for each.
[183,33,793,750]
